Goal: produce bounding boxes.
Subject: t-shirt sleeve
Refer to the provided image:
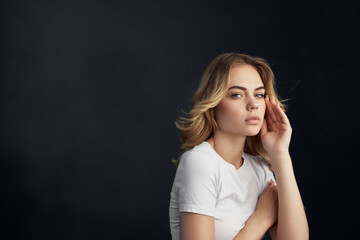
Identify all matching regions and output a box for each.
[175,151,218,217]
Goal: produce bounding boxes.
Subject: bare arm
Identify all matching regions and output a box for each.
[232,212,270,240]
[268,223,277,239]
[180,177,281,240]
[180,211,271,240]
[269,152,309,240]
[180,180,279,240]
[261,95,309,240]
[180,212,215,240]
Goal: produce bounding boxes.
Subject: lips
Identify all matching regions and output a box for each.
[245,116,260,121]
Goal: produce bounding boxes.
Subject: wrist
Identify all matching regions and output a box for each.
[268,151,290,163]
[268,150,290,158]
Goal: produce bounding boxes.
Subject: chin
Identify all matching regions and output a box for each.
[246,132,260,137]
[245,128,261,136]
[224,125,261,136]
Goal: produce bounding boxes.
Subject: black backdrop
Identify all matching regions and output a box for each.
[1,0,359,239]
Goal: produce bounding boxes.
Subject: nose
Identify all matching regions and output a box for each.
[247,100,259,111]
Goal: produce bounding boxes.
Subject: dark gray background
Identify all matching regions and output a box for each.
[1,0,359,239]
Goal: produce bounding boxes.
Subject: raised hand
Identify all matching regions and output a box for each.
[260,95,292,157]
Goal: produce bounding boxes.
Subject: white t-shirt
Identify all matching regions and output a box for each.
[169,141,276,240]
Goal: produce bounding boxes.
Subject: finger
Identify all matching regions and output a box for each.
[273,102,290,125]
[260,118,268,136]
[269,96,280,122]
[265,95,278,123]
[266,180,275,189]
[264,96,274,124]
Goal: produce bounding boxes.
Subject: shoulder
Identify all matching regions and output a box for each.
[178,144,219,178]
[173,144,219,193]
[179,144,217,169]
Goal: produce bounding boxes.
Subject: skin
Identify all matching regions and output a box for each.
[180,64,309,240]
[208,64,266,170]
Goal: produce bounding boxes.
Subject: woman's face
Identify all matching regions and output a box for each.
[214,64,266,137]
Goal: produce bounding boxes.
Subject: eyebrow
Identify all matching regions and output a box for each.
[228,86,265,91]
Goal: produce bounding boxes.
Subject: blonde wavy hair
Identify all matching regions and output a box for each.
[171,53,289,168]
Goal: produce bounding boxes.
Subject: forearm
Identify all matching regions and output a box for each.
[271,152,309,240]
[233,212,269,240]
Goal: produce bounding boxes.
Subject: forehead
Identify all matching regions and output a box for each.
[228,64,264,87]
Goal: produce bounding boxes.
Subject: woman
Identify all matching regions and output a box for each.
[169,53,309,240]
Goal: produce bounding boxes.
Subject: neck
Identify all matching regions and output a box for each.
[206,130,246,170]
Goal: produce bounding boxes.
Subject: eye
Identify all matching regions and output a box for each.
[231,93,243,98]
[256,93,265,98]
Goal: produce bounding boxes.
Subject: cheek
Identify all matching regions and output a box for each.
[215,102,244,123]
[260,101,266,115]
